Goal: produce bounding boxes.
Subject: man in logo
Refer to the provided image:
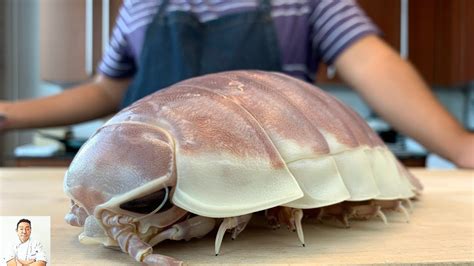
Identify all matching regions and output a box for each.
[5,219,47,266]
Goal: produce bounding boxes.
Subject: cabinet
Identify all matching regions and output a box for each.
[316,0,474,86]
[39,0,122,83]
[409,0,474,86]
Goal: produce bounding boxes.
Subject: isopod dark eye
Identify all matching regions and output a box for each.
[120,187,174,214]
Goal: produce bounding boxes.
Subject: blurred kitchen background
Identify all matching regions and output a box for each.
[0,0,473,168]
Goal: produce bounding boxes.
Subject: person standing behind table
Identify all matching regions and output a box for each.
[0,0,472,168]
[5,219,47,266]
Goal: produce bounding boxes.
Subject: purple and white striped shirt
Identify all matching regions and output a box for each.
[99,0,379,81]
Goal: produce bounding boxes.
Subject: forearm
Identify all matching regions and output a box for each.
[15,258,34,265]
[29,261,46,266]
[11,259,45,266]
[1,75,130,130]
[335,35,472,165]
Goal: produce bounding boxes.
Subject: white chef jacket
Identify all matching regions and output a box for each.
[5,238,47,264]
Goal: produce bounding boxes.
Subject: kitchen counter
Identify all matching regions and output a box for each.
[0,168,472,265]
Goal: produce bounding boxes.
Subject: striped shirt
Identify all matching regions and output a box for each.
[99,0,380,81]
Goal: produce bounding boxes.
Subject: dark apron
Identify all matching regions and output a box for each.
[121,0,282,107]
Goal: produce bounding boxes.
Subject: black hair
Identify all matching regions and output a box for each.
[16,218,31,230]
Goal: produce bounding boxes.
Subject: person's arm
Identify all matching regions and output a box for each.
[8,258,45,266]
[27,260,46,266]
[334,34,474,168]
[15,258,35,265]
[27,241,48,266]
[0,74,131,130]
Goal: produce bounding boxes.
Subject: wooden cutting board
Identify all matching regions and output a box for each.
[0,168,472,265]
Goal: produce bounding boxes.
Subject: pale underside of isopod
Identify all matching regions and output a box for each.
[64,70,422,265]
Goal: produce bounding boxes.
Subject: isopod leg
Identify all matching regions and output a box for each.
[99,209,182,266]
[215,214,252,255]
[148,216,216,246]
[264,207,305,246]
[292,209,305,247]
[350,204,388,224]
[264,208,281,230]
[375,207,388,224]
[315,204,352,228]
[395,201,410,223]
[403,198,413,213]
[64,200,88,227]
[374,200,410,222]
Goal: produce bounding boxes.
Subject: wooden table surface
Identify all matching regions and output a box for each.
[0,168,472,265]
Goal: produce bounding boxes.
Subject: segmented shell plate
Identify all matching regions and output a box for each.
[68,70,421,218]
